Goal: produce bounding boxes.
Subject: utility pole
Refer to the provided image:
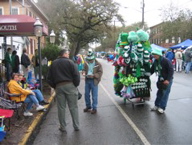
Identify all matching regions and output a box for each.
[141,0,145,29]
[9,0,13,49]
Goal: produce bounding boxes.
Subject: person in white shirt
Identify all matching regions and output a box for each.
[175,48,183,72]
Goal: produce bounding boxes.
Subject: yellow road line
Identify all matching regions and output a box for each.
[18,92,55,145]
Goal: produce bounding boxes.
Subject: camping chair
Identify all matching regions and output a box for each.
[0,110,14,131]
[0,83,24,119]
[0,95,23,120]
[4,91,24,119]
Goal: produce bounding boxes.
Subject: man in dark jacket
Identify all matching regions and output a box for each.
[150,48,174,114]
[21,48,31,79]
[47,49,80,133]
[11,50,20,73]
[4,47,12,81]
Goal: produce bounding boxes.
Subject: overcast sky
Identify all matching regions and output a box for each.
[114,0,192,27]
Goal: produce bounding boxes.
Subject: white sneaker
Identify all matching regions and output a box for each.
[151,106,158,111]
[36,105,45,111]
[158,108,164,114]
[23,111,33,116]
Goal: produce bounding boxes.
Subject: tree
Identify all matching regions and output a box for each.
[160,3,192,42]
[96,22,145,52]
[41,44,61,61]
[38,0,124,57]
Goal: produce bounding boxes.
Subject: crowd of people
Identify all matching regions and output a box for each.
[164,48,192,73]
[3,47,40,82]
[1,47,49,117]
[101,47,192,74]
[1,45,191,132]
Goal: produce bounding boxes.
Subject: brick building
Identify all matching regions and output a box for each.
[149,22,175,49]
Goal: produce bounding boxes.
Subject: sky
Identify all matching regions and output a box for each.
[114,0,192,27]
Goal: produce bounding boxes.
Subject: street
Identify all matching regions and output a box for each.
[32,58,192,145]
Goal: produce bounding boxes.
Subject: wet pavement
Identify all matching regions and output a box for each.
[2,58,192,145]
[32,59,192,145]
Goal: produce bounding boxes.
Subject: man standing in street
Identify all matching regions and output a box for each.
[47,49,80,133]
[150,48,174,114]
[82,49,103,114]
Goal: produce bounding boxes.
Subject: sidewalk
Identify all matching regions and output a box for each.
[0,82,55,145]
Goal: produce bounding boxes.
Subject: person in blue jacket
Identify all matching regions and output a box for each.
[165,49,175,62]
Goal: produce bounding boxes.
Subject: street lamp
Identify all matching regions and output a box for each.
[50,30,56,44]
[34,18,43,91]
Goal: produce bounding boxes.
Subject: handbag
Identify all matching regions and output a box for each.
[156,81,168,90]
[77,89,82,100]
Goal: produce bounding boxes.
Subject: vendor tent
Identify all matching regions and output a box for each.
[151,44,167,51]
[170,39,192,49]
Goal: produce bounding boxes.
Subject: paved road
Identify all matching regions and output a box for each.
[32,58,192,145]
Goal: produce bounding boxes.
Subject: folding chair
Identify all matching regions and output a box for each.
[0,83,23,119]
[0,109,14,131]
[4,92,24,119]
[0,96,22,119]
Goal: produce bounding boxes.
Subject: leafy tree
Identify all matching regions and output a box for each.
[38,0,124,57]
[96,22,146,52]
[41,44,61,61]
[160,3,192,42]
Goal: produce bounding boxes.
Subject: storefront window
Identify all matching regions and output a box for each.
[0,8,3,15]
[11,7,19,15]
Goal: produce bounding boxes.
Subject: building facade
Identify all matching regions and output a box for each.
[0,0,48,60]
[149,22,175,48]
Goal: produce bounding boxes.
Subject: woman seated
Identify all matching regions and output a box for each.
[7,73,45,116]
[18,74,49,106]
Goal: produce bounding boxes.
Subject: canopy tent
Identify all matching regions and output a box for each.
[151,44,167,51]
[0,15,48,36]
[170,39,192,49]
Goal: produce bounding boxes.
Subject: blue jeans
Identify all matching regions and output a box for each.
[32,89,44,102]
[85,78,98,110]
[185,62,192,73]
[24,94,39,111]
[155,79,173,110]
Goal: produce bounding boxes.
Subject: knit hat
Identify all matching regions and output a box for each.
[143,50,150,63]
[128,31,139,43]
[137,44,143,53]
[151,48,162,56]
[86,48,95,60]
[136,29,149,42]
[120,33,128,46]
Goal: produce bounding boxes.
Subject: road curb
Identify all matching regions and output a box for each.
[18,91,55,145]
